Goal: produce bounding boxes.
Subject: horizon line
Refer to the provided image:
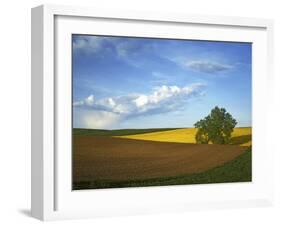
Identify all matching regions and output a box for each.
[73,126,252,130]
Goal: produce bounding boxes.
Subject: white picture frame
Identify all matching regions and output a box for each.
[31,4,274,221]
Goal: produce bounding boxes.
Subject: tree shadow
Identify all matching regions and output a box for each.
[230,135,252,145]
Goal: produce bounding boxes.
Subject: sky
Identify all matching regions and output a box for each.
[72,35,252,129]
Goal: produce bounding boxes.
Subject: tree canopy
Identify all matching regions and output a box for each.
[194,106,237,144]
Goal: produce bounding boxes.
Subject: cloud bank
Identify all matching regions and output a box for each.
[73,83,205,129]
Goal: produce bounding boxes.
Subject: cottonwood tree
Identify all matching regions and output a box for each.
[194,106,237,144]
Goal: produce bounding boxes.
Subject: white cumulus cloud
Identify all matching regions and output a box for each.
[73,83,205,129]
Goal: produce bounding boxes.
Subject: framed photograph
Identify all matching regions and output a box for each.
[31,4,274,221]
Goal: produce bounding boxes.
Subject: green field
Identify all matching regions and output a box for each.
[73,128,178,136]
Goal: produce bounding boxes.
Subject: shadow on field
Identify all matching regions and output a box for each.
[230,135,252,145]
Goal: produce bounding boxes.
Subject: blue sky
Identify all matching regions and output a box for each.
[72,35,252,129]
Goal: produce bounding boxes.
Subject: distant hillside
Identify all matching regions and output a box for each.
[73,128,179,136]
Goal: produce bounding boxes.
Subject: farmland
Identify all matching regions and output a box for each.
[115,127,252,147]
[73,127,252,190]
[73,128,179,136]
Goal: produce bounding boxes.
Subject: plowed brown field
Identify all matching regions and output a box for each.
[73,136,248,183]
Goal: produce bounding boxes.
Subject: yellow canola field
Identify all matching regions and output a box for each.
[116,127,252,147]
[231,127,252,147]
